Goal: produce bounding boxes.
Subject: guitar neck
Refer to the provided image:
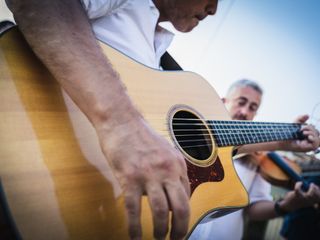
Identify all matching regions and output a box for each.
[208,120,304,147]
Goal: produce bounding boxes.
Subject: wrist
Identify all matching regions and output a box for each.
[274,199,289,216]
[92,94,142,132]
[274,141,288,151]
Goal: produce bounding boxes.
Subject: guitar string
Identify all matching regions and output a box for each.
[162,139,298,150]
[161,130,301,149]
[152,120,302,149]
[148,121,302,128]
[156,128,301,135]
[159,132,299,138]
[147,119,303,129]
[155,131,300,147]
[160,136,297,147]
[148,117,303,125]
[155,126,302,135]
[171,123,300,127]
[159,134,297,142]
[176,127,300,132]
[155,120,302,140]
[93,114,300,149]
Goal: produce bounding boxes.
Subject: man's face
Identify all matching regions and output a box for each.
[160,0,218,32]
[223,86,262,121]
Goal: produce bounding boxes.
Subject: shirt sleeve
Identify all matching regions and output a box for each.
[249,173,273,203]
[80,0,129,19]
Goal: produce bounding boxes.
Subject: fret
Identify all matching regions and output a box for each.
[214,121,221,146]
[266,125,272,140]
[262,125,269,141]
[232,122,240,146]
[244,125,250,144]
[270,123,276,141]
[238,124,245,144]
[244,122,251,144]
[238,129,245,145]
[248,123,257,144]
[282,126,289,139]
[209,120,302,147]
[260,127,265,142]
[285,126,291,138]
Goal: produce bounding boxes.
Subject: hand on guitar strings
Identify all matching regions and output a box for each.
[279,115,320,152]
[97,115,191,240]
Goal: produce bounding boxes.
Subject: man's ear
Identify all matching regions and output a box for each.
[221,97,226,103]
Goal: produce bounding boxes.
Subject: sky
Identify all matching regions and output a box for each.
[1,0,319,128]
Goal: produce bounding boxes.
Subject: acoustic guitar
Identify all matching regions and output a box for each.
[0,27,305,239]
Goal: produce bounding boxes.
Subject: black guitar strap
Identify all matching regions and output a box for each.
[0,20,15,36]
[160,51,183,71]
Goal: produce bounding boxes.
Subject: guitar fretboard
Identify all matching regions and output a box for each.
[208,120,303,147]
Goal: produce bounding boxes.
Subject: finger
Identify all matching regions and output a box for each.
[301,124,319,135]
[294,182,304,197]
[300,128,314,139]
[301,126,319,137]
[176,155,191,197]
[302,126,317,133]
[164,182,190,240]
[174,151,190,197]
[300,129,319,146]
[306,183,320,199]
[299,184,319,206]
[301,183,318,198]
[124,186,143,240]
[301,128,317,137]
[305,135,320,149]
[307,135,316,144]
[306,183,317,195]
[294,115,309,124]
[146,182,169,239]
[181,173,191,198]
[313,184,320,200]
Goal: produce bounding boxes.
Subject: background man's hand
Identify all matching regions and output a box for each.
[279,115,320,152]
[280,182,320,212]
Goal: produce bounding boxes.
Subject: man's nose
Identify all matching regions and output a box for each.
[239,107,250,116]
[206,2,218,15]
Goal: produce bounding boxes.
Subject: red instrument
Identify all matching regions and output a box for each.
[252,152,308,190]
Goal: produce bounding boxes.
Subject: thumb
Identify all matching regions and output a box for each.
[294,115,309,124]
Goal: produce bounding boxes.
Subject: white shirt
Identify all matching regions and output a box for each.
[189,159,272,240]
[80,0,174,68]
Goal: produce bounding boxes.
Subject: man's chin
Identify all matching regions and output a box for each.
[174,21,198,33]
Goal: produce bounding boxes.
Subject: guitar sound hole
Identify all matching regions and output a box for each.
[171,110,213,161]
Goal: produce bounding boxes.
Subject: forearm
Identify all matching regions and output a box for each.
[8,0,140,130]
[245,201,278,221]
[7,1,192,239]
[237,142,283,154]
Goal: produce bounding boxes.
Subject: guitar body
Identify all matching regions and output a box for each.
[0,28,248,239]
